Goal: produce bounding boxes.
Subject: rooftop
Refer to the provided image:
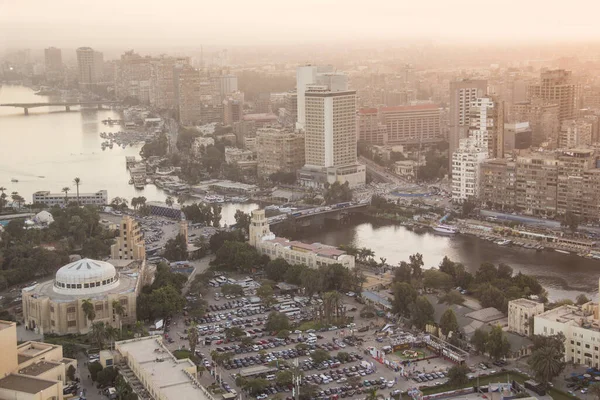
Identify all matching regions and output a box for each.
[536,305,598,329]
[510,298,542,308]
[465,307,505,323]
[19,361,61,377]
[0,320,15,331]
[116,337,213,400]
[264,237,346,259]
[381,104,439,113]
[0,374,57,394]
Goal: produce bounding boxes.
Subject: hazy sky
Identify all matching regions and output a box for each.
[2,0,600,49]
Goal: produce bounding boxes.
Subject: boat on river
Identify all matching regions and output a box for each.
[432,224,458,234]
[11,178,18,182]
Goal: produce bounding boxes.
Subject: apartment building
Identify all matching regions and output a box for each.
[357,108,387,145]
[223,99,243,126]
[451,138,488,201]
[149,56,190,109]
[479,158,517,209]
[380,104,442,145]
[512,99,560,146]
[256,128,305,178]
[32,190,108,207]
[504,122,532,152]
[448,79,488,169]
[559,119,593,149]
[115,50,153,103]
[469,97,505,159]
[295,65,336,129]
[177,66,202,126]
[76,47,103,89]
[44,47,62,82]
[528,69,577,123]
[508,298,545,336]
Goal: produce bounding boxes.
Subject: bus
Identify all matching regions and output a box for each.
[282,307,301,317]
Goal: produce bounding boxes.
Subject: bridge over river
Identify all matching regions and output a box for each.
[267,202,369,227]
[0,101,121,115]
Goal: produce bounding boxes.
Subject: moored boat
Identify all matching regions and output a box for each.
[432,224,458,235]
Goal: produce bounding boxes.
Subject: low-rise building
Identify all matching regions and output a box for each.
[508,298,545,336]
[256,128,305,178]
[33,190,108,207]
[146,201,184,219]
[249,209,355,269]
[224,147,254,164]
[559,119,593,149]
[115,336,214,400]
[191,136,215,155]
[393,160,421,180]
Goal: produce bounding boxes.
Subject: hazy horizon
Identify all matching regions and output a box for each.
[2,0,600,50]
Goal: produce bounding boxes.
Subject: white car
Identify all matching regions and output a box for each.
[387,381,394,388]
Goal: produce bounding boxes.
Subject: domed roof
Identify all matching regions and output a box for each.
[54,258,119,293]
[34,210,54,224]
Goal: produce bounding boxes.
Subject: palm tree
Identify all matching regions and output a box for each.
[112,300,125,335]
[188,322,199,354]
[165,196,174,207]
[105,325,119,350]
[81,299,96,327]
[90,321,107,349]
[62,186,71,205]
[528,346,565,388]
[133,320,144,337]
[73,177,81,205]
[366,388,379,400]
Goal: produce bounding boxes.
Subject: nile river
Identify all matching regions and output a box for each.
[1,85,598,300]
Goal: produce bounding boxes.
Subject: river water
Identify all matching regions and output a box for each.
[1,85,597,300]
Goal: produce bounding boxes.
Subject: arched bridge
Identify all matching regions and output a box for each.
[0,101,121,115]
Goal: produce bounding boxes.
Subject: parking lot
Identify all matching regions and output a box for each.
[163,276,463,400]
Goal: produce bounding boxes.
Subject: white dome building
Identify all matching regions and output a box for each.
[33,210,54,225]
[22,257,145,335]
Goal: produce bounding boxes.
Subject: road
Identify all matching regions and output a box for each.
[359,156,404,185]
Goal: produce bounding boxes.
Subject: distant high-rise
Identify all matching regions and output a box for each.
[448,79,488,169]
[298,85,365,188]
[149,56,190,109]
[212,75,238,100]
[44,47,62,82]
[528,70,577,123]
[76,47,103,89]
[115,51,154,103]
[295,65,336,130]
[468,96,505,159]
[177,66,202,126]
[256,128,305,178]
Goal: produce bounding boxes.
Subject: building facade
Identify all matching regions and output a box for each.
[22,258,145,335]
[559,119,593,149]
[76,47,103,89]
[115,50,154,103]
[110,216,145,261]
[511,99,560,146]
[177,66,202,126]
[451,138,488,201]
[380,104,442,145]
[295,65,335,129]
[149,56,190,109]
[468,96,505,159]
[256,128,305,178]
[249,210,355,269]
[357,108,387,145]
[32,190,108,207]
[44,47,62,82]
[528,69,577,123]
[448,79,488,170]
[508,298,545,336]
[299,85,365,188]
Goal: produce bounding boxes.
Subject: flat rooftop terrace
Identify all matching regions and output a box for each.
[0,374,56,394]
[19,361,61,376]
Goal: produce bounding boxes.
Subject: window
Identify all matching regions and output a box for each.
[95,304,103,311]
[68,321,77,327]
[67,306,76,313]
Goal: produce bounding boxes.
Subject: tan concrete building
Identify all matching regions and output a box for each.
[0,320,77,400]
[511,99,560,146]
[249,210,355,269]
[115,50,154,103]
[528,69,577,123]
[22,258,145,335]
[256,128,305,178]
[177,66,202,126]
[149,56,190,109]
[479,158,517,210]
[380,104,442,145]
[111,216,145,261]
[357,108,387,145]
[508,298,545,336]
[559,119,593,149]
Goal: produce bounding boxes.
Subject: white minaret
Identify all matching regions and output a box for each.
[249,209,271,247]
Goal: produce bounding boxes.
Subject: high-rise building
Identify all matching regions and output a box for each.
[115,51,154,103]
[357,108,387,145]
[110,216,145,261]
[223,99,243,126]
[298,85,365,187]
[380,104,442,145]
[295,65,335,130]
[76,47,103,89]
[504,122,532,152]
[44,47,62,82]
[511,99,560,146]
[177,66,202,126]
[528,70,577,123]
[149,56,190,109]
[451,138,488,201]
[448,79,488,169]
[256,128,305,178]
[212,74,238,100]
[559,119,593,149]
[468,97,505,159]
[283,91,298,127]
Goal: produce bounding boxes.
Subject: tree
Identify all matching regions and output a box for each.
[439,290,465,306]
[323,181,352,205]
[163,234,188,261]
[88,361,103,381]
[588,384,600,400]
[391,282,417,318]
[265,312,290,332]
[366,388,379,400]
[439,309,459,337]
[62,186,71,204]
[243,378,269,395]
[337,351,351,362]
[66,365,76,382]
[73,177,81,206]
[234,210,251,234]
[257,284,275,307]
[394,262,413,283]
[447,364,470,386]
[90,321,107,350]
[311,349,331,364]
[486,325,510,361]
[225,327,246,340]
[561,211,579,232]
[461,198,476,217]
[112,300,125,335]
[105,325,119,349]
[165,196,174,207]
[221,284,244,297]
[81,299,96,325]
[409,253,424,280]
[410,296,435,330]
[576,294,590,305]
[471,328,489,355]
[265,258,291,282]
[188,322,199,354]
[423,269,453,291]
[276,370,294,386]
[528,345,565,388]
